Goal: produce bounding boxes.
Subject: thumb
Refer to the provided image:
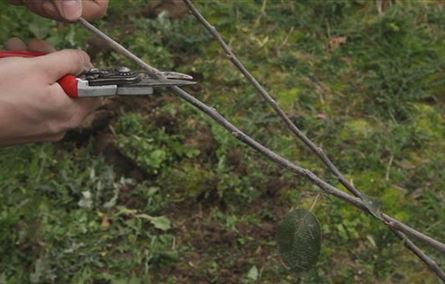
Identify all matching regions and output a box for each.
[32,49,92,83]
[52,0,82,21]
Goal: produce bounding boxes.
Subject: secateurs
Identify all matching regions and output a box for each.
[60,66,195,98]
[0,50,195,98]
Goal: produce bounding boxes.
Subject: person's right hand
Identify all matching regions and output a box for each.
[0,38,101,146]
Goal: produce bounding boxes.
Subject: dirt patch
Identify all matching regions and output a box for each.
[153,189,291,283]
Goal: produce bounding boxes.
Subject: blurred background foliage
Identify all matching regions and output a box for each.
[0,0,444,283]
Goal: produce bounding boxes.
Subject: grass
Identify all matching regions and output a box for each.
[1,0,445,283]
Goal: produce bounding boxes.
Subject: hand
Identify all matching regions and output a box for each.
[0,38,101,146]
[8,0,109,22]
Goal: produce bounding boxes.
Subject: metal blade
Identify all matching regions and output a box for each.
[133,78,196,87]
[161,71,194,80]
[116,79,196,96]
[116,86,154,96]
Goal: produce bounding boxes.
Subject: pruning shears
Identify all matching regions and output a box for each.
[0,50,195,98]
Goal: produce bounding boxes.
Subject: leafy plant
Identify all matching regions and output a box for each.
[116,112,199,174]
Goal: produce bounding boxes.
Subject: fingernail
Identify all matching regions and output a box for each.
[80,51,93,71]
[81,61,93,72]
[59,0,82,21]
[43,1,57,15]
[83,64,93,72]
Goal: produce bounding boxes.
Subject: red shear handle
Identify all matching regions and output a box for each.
[0,50,79,98]
[57,75,78,98]
[0,50,45,58]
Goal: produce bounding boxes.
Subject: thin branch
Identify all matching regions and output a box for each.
[309,193,320,212]
[181,1,445,280]
[182,0,382,216]
[181,1,445,279]
[77,17,445,282]
[182,0,365,199]
[183,0,445,252]
[391,229,445,281]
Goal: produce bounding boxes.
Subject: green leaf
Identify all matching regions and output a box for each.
[0,273,6,284]
[276,209,321,273]
[149,216,171,231]
[136,214,171,231]
[78,191,93,209]
[246,265,259,281]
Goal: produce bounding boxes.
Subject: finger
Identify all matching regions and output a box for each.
[36,81,100,135]
[77,97,103,114]
[2,131,66,146]
[43,132,66,142]
[52,0,82,21]
[73,98,103,125]
[5,37,27,51]
[28,38,57,53]
[101,98,112,106]
[48,84,101,128]
[81,0,108,20]
[7,0,23,5]
[31,49,91,82]
[22,0,60,20]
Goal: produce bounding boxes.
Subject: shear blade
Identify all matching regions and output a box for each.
[161,71,194,80]
[135,78,196,87]
[116,79,195,95]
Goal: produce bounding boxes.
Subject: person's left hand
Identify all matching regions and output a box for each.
[8,0,109,22]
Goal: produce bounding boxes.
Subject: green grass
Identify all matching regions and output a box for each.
[1,0,445,283]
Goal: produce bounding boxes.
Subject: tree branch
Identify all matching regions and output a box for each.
[77,17,445,282]
[392,229,445,281]
[182,0,363,199]
[181,1,445,280]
